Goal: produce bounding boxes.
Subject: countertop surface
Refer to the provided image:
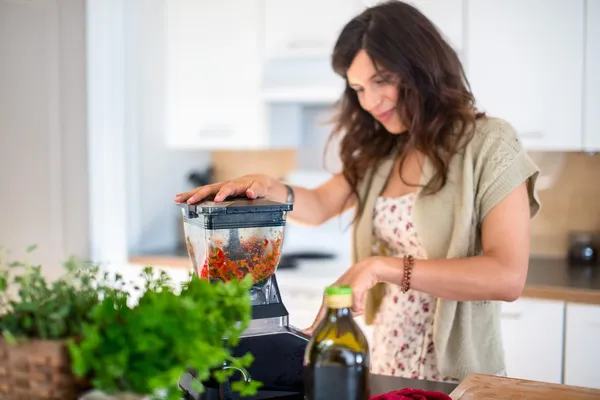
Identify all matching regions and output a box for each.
[371,374,458,396]
[181,372,600,399]
[129,252,600,305]
[449,373,600,399]
[179,372,458,399]
[523,258,600,304]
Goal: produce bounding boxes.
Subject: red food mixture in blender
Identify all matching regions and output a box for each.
[187,234,283,285]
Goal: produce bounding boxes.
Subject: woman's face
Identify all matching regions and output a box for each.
[346,49,406,134]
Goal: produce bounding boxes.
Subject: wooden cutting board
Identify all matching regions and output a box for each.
[450,374,600,400]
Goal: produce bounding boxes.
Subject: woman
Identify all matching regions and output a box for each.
[175,1,540,383]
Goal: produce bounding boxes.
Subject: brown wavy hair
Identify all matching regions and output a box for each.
[329,1,483,215]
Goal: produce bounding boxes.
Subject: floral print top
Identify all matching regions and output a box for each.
[369,193,458,383]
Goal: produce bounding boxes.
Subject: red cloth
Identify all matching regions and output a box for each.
[370,388,452,400]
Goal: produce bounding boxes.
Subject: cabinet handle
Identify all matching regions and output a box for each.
[582,320,600,328]
[500,311,522,320]
[520,131,545,139]
[286,39,327,50]
[198,126,233,137]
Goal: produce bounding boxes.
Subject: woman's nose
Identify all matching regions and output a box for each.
[362,89,383,112]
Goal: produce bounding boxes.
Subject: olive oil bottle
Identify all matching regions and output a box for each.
[303,286,370,400]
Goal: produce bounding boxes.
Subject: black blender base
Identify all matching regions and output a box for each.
[179,370,303,400]
[232,329,309,393]
[192,387,303,400]
[179,328,309,400]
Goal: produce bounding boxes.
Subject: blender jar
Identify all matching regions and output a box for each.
[180,198,292,304]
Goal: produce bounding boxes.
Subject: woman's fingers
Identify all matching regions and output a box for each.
[174,189,196,203]
[246,180,267,199]
[174,181,224,204]
[214,180,248,202]
[185,183,224,204]
[302,301,327,336]
[302,321,319,336]
[352,303,365,316]
[351,291,366,315]
[174,174,273,204]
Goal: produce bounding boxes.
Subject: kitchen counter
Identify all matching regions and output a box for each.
[450,373,600,399]
[524,258,600,305]
[181,372,600,399]
[179,372,458,399]
[129,254,600,305]
[371,374,458,396]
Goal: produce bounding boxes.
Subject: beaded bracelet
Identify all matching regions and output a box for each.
[401,255,415,293]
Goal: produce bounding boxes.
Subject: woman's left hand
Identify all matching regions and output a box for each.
[302,256,386,335]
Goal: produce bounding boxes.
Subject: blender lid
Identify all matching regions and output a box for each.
[179,197,293,229]
[184,198,292,215]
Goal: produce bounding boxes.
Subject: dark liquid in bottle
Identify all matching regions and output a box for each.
[304,287,370,400]
[304,364,369,400]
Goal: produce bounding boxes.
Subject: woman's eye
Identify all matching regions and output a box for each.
[376,74,395,85]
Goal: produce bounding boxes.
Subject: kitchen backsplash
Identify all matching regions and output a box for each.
[212,149,297,182]
[211,150,600,258]
[529,152,600,257]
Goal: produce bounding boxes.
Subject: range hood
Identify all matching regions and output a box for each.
[260,57,346,104]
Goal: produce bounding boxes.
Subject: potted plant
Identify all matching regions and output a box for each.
[0,246,261,400]
[0,245,105,399]
[69,266,261,400]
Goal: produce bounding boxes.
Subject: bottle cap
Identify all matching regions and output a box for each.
[325,285,353,308]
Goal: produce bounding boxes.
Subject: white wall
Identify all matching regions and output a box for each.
[125,0,211,255]
[0,0,89,276]
[0,0,210,272]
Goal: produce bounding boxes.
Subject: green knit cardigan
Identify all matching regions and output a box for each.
[352,117,541,380]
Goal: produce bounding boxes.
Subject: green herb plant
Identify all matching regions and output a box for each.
[0,245,107,343]
[0,245,261,399]
[67,266,262,400]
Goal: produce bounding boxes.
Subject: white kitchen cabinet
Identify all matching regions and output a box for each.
[362,0,464,54]
[585,0,600,151]
[165,0,268,149]
[408,0,464,54]
[500,298,565,384]
[262,0,362,60]
[564,303,600,389]
[0,0,89,274]
[466,0,585,151]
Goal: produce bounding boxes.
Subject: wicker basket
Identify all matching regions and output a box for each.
[0,338,89,400]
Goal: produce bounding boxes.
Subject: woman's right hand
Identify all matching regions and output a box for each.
[174,173,284,205]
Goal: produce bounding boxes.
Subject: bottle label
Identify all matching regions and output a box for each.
[305,365,369,400]
[325,294,353,309]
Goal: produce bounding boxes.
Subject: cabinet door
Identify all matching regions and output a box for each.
[500,298,565,384]
[263,0,362,59]
[585,0,600,151]
[466,0,585,151]
[362,0,464,54]
[564,303,600,389]
[165,0,266,149]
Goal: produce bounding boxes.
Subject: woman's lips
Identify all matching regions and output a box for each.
[376,109,394,123]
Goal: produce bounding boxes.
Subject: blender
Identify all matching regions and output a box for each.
[177,198,310,400]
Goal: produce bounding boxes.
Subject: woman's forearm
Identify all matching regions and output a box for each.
[268,174,355,227]
[374,255,526,302]
[267,183,328,226]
